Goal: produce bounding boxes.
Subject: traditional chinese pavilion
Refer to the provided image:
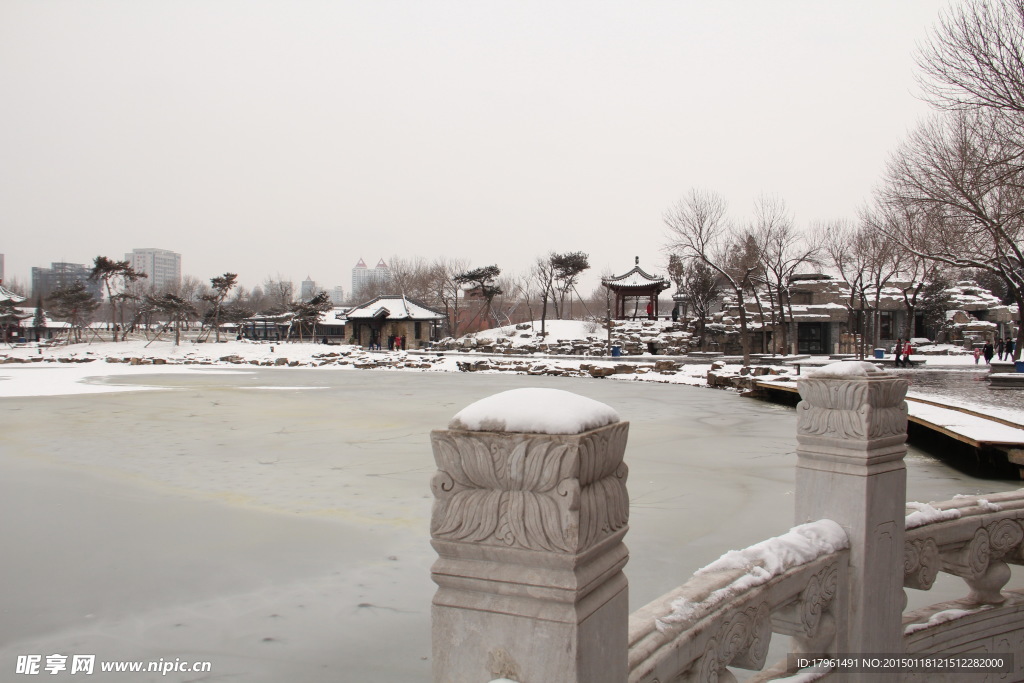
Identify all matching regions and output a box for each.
[601,257,671,320]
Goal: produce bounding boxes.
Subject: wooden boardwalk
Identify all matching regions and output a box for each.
[753,379,1024,478]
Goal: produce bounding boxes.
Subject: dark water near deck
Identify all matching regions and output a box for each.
[893,367,1023,417]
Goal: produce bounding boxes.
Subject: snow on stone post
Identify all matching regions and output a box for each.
[795,362,909,679]
[429,388,630,683]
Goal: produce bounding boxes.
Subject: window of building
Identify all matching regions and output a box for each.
[879,311,894,340]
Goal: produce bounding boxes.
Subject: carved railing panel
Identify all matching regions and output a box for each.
[902,490,1024,670]
[431,421,629,553]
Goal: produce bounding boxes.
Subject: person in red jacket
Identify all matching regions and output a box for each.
[902,340,913,368]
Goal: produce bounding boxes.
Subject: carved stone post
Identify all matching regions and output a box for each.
[429,389,630,683]
[795,363,909,680]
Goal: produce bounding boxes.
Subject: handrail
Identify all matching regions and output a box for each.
[628,521,848,682]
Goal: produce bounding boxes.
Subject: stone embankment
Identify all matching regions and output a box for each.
[454,357,687,378]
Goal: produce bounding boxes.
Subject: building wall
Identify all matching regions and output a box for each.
[352,319,434,349]
[351,259,390,297]
[125,248,182,292]
[300,278,317,302]
[31,262,103,300]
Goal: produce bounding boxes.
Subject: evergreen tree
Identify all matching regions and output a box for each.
[289,291,332,341]
[200,272,238,342]
[32,295,47,340]
[47,281,99,343]
[89,256,145,341]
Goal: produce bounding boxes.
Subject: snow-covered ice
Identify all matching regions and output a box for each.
[0,339,1021,680]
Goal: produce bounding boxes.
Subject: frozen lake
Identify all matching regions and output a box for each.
[898,366,1024,415]
[1,367,1017,681]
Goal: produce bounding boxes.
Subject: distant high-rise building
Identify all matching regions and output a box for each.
[0,253,4,283]
[31,262,103,299]
[300,276,317,302]
[330,285,345,306]
[125,248,181,292]
[351,258,390,299]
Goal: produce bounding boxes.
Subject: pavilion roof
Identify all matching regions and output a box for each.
[0,284,27,304]
[601,260,670,292]
[346,295,443,321]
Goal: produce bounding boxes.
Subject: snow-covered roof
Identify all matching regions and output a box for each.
[317,308,348,326]
[601,259,670,291]
[345,295,443,321]
[14,307,69,328]
[0,284,27,304]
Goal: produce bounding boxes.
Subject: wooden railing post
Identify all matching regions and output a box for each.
[795,363,909,680]
[429,389,630,683]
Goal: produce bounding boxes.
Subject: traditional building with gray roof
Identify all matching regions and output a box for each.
[345,295,443,349]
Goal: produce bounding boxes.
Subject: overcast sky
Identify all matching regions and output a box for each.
[1,1,954,296]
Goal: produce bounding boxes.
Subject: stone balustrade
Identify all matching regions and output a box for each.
[902,490,1024,663]
[429,367,1024,682]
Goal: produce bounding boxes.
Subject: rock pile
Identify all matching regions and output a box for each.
[435,320,697,357]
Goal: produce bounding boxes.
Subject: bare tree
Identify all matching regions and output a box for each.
[386,255,436,302]
[428,257,468,338]
[530,255,558,337]
[816,219,874,358]
[663,189,762,365]
[869,204,949,341]
[753,196,820,354]
[261,275,294,314]
[916,0,1024,115]
[878,109,1024,359]
[858,210,904,348]
[3,276,28,297]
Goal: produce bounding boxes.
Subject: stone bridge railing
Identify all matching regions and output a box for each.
[427,367,1024,682]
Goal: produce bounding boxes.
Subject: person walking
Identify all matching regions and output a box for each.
[1007,337,1016,361]
[996,337,1005,361]
[902,339,913,368]
[973,346,982,364]
[983,340,995,365]
[894,338,903,367]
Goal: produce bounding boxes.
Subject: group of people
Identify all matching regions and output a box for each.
[976,337,1016,364]
[893,338,913,368]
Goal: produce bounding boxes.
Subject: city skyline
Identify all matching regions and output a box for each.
[2,1,953,294]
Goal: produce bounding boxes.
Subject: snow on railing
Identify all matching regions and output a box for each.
[428,372,1024,682]
[628,521,849,683]
[902,489,1024,650]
